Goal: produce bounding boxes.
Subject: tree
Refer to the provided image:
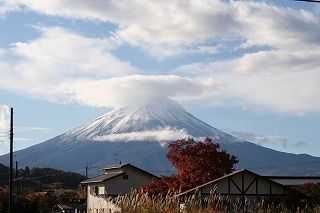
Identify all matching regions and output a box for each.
[143,138,238,193]
[25,166,30,175]
[0,188,8,212]
[25,192,55,213]
[75,183,87,199]
[297,182,320,207]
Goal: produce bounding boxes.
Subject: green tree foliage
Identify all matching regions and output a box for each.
[16,167,86,190]
[143,138,238,193]
[1,164,86,190]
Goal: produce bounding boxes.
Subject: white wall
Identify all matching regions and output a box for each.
[86,183,120,213]
[86,165,155,212]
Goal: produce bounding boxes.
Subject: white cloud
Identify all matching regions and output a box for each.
[0,26,136,92]
[0,105,10,156]
[9,1,319,57]
[29,75,218,108]
[15,126,52,133]
[230,130,308,149]
[0,1,20,19]
[233,1,319,49]
[13,26,134,77]
[7,0,238,58]
[0,26,218,109]
[1,1,320,114]
[0,104,10,134]
[93,127,191,145]
[230,131,289,148]
[174,52,320,114]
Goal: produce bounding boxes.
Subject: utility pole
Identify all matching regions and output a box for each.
[8,107,13,213]
[85,162,88,178]
[15,161,19,197]
[85,164,99,179]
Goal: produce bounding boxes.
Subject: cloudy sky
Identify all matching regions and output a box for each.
[0,0,319,157]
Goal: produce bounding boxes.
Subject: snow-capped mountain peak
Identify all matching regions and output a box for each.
[64,96,233,143]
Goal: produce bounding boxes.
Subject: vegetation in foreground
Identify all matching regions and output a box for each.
[114,190,320,213]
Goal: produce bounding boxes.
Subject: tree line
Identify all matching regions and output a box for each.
[0,164,87,212]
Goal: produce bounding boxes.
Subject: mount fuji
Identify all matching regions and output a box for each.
[64,96,234,144]
[1,96,319,177]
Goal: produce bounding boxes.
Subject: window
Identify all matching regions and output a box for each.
[95,187,99,195]
[90,186,99,196]
[98,186,105,195]
[123,174,129,180]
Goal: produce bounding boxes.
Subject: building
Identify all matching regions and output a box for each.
[81,163,157,213]
[51,204,75,213]
[264,175,320,187]
[177,169,299,206]
[51,198,86,213]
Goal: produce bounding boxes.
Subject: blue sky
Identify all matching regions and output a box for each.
[0,0,319,157]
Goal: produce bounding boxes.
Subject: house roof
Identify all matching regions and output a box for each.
[265,176,320,186]
[82,163,159,184]
[81,172,124,184]
[100,163,128,170]
[52,204,74,210]
[176,169,293,197]
[176,169,245,196]
[100,163,158,178]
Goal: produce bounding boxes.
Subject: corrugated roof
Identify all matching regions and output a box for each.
[268,177,320,186]
[81,172,124,184]
[100,163,158,178]
[53,204,74,210]
[100,163,129,170]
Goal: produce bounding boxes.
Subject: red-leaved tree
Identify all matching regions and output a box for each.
[143,138,238,193]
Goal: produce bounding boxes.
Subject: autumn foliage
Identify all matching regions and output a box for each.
[143,138,238,193]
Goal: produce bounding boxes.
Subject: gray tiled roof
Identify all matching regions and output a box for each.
[53,204,74,210]
[100,163,129,170]
[268,177,320,186]
[100,163,158,178]
[81,172,124,184]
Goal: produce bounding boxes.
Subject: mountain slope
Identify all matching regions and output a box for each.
[0,96,319,176]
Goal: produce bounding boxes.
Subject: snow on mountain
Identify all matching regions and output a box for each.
[1,96,320,176]
[63,96,234,143]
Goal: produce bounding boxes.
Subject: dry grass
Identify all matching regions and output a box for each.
[113,190,320,213]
